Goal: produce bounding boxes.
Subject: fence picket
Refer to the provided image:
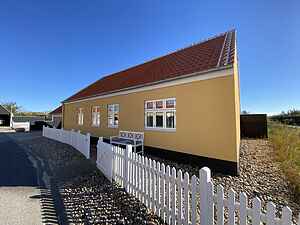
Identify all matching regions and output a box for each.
[138,155,142,201]
[166,165,171,224]
[141,155,146,204]
[136,153,139,199]
[239,192,248,225]
[161,163,166,223]
[152,160,157,213]
[133,152,137,197]
[156,161,161,217]
[216,185,225,225]
[200,167,211,225]
[266,202,276,225]
[252,197,262,225]
[191,175,197,225]
[183,172,189,225]
[228,188,236,225]
[282,207,292,225]
[146,157,150,208]
[130,150,134,194]
[148,159,153,210]
[177,170,183,224]
[170,167,176,225]
[207,181,214,225]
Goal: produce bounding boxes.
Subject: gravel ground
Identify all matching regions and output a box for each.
[145,139,300,219]
[18,137,300,223]
[19,137,164,225]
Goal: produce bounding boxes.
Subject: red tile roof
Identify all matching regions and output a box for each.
[50,106,62,115]
[64,30,236,103]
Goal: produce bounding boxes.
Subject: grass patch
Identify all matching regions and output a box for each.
[269,121,300,202]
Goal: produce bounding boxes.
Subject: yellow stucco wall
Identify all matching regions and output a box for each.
[63,69,240,163]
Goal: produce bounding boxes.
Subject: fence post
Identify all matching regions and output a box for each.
[70,129,74,147]
[86,133,90,159]
[42,125,45,137]
[124,145,131,192]
[199,167,211,225]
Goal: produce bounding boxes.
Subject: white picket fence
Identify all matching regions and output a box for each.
[96,139,300,225]
[43,126,90,159]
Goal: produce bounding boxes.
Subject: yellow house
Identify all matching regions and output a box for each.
[62,30,241,174]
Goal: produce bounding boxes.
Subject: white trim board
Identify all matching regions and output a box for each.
[64,66,233,105]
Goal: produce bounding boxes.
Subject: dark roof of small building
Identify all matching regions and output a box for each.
[50,106,62,115]
[0,105,10,115]
[12,116,45,123]
[64,30,236,103]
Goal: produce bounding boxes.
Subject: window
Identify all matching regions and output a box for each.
[145,98,176,131]
[146,112,154,127]
[92,106,100,127]
[78,108,84,125]
[108,104,119,128]
[166,111,175,128]
[155,112,164,127]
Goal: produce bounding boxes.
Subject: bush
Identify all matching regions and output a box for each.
[269,121,300,202]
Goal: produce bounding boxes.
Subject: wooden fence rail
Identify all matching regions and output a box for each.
[97,139,300,225]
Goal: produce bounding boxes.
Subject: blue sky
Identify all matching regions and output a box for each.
[0,1,299,114]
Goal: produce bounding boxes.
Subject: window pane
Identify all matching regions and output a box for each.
[166,112,175,128]
[108,105,113,112]
[80,113,83,125]
[92,113,95,125]
[108,117,113,126]
[156,112,164,127]
[114,113,119,126]
[97,113,100,125]
[114,104,119,112]
[146,112,153,127]
[156,101,163,109]
[146,102,153,109]
[166,99,175,108]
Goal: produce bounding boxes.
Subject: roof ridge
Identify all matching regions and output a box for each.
[217,32,228,67]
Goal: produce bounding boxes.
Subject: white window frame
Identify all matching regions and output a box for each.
[78,108,84,126]
[144,98,176,132]
[91,106,101,127]
[108,104,119,128]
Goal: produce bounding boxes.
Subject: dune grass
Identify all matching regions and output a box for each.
[268,121,300,202]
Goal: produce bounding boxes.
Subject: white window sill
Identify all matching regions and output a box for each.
[145,127,176,132]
